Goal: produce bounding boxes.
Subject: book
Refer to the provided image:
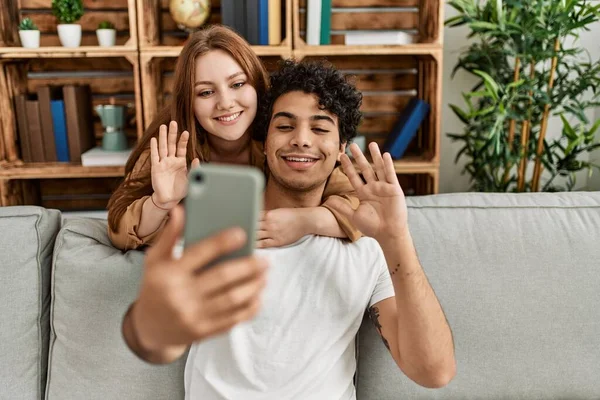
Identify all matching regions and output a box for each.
[382,98,430,160]
[24,99,46,163]
[14,94,33,162]
[81,147,132,167]
[63,85,94,163]
[50,99,70,162]
[344,31,415,46]
[245,0,259,45]
[36,86,60,162]
[258,0,269,45]
[306,0,322,45]
[268,0,282,45]
[320,0,332,45]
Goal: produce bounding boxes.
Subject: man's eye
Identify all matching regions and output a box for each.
[313,128,329,133]
[277,125,293,131]
[232,81,245,89]
[198,90,213,97]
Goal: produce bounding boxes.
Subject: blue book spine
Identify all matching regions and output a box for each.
[50,99,70,162]
[382,98,430,159]
[258,0,269,45]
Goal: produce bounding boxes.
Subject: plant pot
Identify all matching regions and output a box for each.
[19,30,40,49]
[57,24,82,48]
[96,29,116,47]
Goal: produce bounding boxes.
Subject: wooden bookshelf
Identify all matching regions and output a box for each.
[0,0,443,208]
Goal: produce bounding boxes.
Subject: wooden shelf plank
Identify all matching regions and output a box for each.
[139,45,292,58]
[0,46,138,59]
[294,43,441,58]
[0,163,125,179]
[348,155,438,174]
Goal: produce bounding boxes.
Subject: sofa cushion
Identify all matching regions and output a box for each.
[0,206,61,400]
[357,192,600,399]
[46,218,185,400]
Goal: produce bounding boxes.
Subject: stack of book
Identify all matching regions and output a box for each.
[221,0,283,45]
[14,84,95,163]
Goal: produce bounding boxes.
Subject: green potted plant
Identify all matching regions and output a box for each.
[51,0,84,47]
[18,18,40,49]
[446,0,600,192]
[96,20,116,47]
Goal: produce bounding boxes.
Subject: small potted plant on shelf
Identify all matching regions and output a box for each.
[51,0,84,48]
[18,18,40,49]
[96,21,116,47]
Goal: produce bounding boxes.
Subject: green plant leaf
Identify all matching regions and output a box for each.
[449,104,470,124]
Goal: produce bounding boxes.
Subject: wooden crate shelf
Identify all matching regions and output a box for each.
[293,0,443,50]
[0,46,138,59]
[0,56,143,167]
[0,0,138,48]
[0,162,124,179]
[137,0,292,52]
[0,0,443,207]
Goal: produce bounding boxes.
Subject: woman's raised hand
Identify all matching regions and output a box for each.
[150,121,200,210]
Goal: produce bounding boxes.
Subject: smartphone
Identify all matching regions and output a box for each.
[184,164,265,269]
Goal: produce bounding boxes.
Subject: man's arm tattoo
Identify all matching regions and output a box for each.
[368,306,390,351]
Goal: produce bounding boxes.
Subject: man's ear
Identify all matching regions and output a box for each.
[337,142,347,161]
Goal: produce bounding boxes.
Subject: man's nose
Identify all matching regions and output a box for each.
[290,125,312,147]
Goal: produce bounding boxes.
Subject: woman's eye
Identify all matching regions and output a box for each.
[232,81,245,89]
[198,90,213,97]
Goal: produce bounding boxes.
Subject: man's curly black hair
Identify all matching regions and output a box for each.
[256,59,363,144]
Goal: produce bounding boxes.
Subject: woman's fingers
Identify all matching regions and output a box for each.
[158,124,168,159]
[176,130,189,158]
[150,137,159,165]
[167,121,178,156]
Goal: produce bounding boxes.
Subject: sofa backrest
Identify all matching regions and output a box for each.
[45,218,185,400]
[357,192,600,399]
[0,206,60,400]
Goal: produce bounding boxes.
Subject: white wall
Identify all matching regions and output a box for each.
[439,4,600,193]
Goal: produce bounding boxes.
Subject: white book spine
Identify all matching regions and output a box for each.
[345,31,415,46]
[306,0,322,45]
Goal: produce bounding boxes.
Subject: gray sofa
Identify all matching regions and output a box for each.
[2,192,600,400]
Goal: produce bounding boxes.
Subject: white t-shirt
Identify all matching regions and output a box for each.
[184,235,395,400]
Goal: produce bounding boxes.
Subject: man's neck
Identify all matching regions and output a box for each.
[263,178,325,211]
[207,131,251,165]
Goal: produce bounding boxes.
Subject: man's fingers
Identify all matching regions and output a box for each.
[176,130,189,158]
[256,229,270,241]
[168,121,178,156]
[150,137,159,166]
[205,273,266,317]
[383,152,400,185]
[195,298,262,340]
[256,238,277,249]
[146,206,184,262]
[351,143,377,183]
[340,153,364,190]
[369,142,386,182]
[199,256,268,296]
[179,227,248,273]
[158,124,168,159]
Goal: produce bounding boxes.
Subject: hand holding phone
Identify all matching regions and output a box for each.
[184,164,265,269]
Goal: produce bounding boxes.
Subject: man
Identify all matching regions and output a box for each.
[123,60,456,398]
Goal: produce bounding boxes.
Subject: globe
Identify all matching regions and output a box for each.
[169,0,211,31]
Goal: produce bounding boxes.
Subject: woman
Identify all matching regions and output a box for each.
[107,25,360,251]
